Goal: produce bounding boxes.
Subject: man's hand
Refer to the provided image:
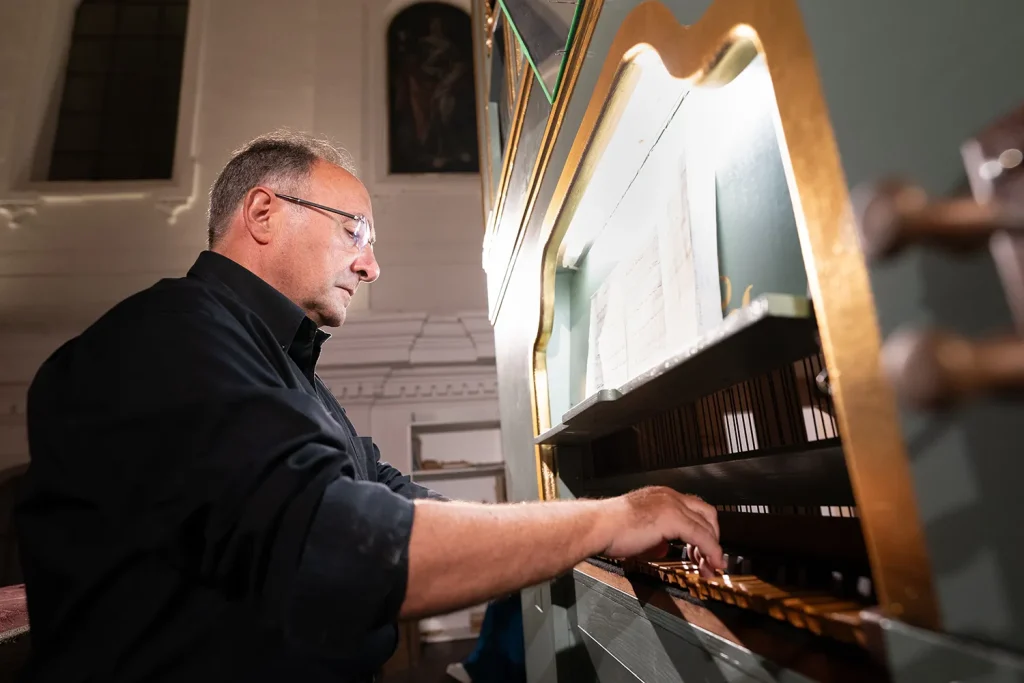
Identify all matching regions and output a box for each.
[595,487,724,577]
[402,486,725,618]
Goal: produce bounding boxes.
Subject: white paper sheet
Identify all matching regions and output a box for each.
[586,274,629,394]
[582,90,721,394]
[623,232,668,376]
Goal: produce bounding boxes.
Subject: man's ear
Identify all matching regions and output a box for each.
[242,187,275,245]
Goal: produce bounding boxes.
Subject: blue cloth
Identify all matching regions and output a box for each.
[462,594,526,683]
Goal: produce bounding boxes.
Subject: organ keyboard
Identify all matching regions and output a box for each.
[472,0,1024,680]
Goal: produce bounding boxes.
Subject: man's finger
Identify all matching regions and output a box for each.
[674,513,723,570]
[676,502,716,546]
[682,495,720,541]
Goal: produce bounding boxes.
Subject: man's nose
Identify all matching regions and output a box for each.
[354,248,380,283]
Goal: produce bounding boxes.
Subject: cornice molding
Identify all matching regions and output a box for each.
[0,199,39,231]
[382,365,498,401]
[318,311,494,368]
[0,311,497,410]
[319,364,498,405]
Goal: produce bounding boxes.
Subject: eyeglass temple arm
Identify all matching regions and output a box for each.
[274,193,360,222]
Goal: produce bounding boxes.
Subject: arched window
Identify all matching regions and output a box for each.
[45,0,190,181]
[387,2,479,175]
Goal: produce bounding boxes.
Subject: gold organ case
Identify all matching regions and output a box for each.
[471,0,1024,680]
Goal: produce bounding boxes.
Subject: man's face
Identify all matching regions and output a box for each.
[272,161,379,327]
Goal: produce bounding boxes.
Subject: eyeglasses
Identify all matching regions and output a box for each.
[274,193,374,251]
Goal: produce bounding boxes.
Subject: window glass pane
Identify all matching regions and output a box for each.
[49,153,96,181]
[66,39,114,74]
[162,5,188,36]
[73,4,118,37]
[53,115,103,152]
[120,6,161,35]
[60,74,106,112]
[46,0,190,181]
[113,38,159,72]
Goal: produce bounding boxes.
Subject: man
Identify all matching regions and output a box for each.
[14,132,723,682]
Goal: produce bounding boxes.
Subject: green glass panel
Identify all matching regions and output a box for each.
[497,0,585,103]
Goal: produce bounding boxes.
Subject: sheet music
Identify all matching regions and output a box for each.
[623,232,668,376]
[659,159,699,355]
[585,284,605,395]
[586,275,629,394]
[582,89,721,395]
[683,93,723,333]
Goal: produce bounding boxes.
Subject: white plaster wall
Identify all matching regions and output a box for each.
[0,0,495,473]
[0,0,487,330]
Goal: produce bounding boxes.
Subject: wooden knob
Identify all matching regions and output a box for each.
[882,328,1024,409]
[853,179,1024,260]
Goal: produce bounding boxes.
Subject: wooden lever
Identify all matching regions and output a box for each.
[853,179,1024,260]
[855,179,1024,333]
[881,328,1024,409]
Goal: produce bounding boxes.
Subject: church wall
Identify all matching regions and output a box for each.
[0,0,495,473]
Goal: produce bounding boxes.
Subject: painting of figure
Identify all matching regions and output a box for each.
[388,2,480,174]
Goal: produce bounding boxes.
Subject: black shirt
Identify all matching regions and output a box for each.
[15,251,443,682]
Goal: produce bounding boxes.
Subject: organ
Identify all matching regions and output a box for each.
[471,0,1024,681]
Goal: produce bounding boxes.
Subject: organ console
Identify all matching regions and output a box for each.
[471,0,1024,681]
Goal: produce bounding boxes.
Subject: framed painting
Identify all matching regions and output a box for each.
[388,2,480,174]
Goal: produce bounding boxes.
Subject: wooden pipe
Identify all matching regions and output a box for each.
[853,179,1024,260]
[881,328,1024,409]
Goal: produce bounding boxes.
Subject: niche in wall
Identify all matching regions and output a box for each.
[387,2,480,174]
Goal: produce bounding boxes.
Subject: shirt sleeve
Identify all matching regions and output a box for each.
[54,301,415,653]
[370,441,448,501]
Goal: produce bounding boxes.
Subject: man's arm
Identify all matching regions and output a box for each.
[369,440,447,501]
[399,487,723,619]
[378,461,447,500]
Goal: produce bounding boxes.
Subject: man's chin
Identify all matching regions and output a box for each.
[324,300,348,328]
[321,309,345,328]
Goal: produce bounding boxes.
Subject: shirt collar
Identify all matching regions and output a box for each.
[187,251,332,367]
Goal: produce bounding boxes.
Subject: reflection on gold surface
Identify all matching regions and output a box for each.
[504,18,518,115]
[472,0,493,225]
[496,0,604,502]
[484,71,532,263]
[487,0,605,323]
[529,0,939,630]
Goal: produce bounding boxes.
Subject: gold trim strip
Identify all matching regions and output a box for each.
[490,0,605,329]
[472,0,493,226]
[528,0,939,629]
[484,70,533,267]
[504,16,519,116]
[528,0,605,502]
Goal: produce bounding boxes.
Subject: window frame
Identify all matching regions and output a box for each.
[1,0,208,221]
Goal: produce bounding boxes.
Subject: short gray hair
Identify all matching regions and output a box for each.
[207,130,357,248]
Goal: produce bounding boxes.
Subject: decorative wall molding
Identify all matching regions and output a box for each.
[318,366,391,405]
[382,364,498,401]
[320,311,494,368]
[0,310,497,409]
[0,199,39,231]
[320,364,497,405]
[153,191,199,227]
